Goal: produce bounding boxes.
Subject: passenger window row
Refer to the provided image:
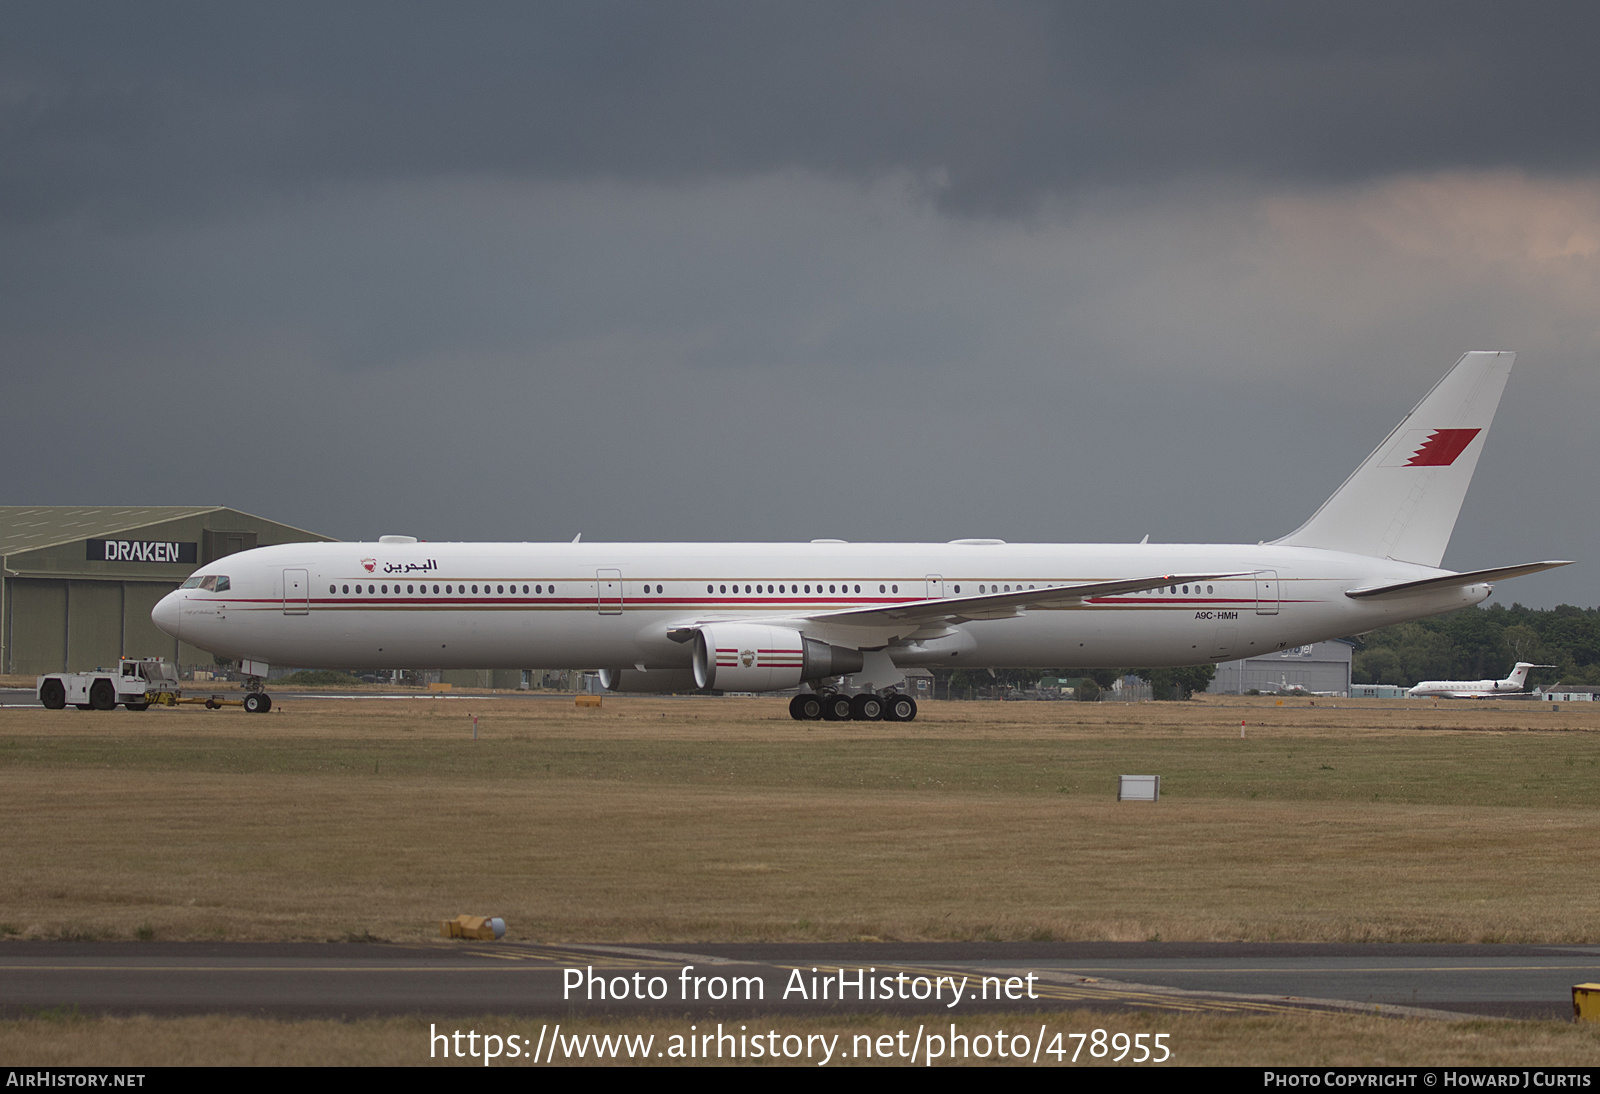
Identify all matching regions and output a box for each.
[328,583,561,595]
[702,583,886,595]
[317,579,1220,598]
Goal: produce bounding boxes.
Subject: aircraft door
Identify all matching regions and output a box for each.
[596,569,623,615]
[1209,621,1237,659]
[1255,570,1279,616]
[283,569,310,615]
[925,574,944,599]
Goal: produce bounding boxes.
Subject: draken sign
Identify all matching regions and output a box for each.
[86,539,198,564]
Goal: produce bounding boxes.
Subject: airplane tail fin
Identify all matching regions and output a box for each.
[1507,662,1554,687]
[1273,351,1514,567]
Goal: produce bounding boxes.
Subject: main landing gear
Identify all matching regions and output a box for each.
[789,691,917,722]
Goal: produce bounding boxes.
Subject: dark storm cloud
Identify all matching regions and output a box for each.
[2,3,1595,609]
[6,1,1600,222]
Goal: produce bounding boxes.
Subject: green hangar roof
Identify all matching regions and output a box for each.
[0,506,327,556]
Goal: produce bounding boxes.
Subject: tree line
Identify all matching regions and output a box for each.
[930,603,1600,698]
[934,665,1216,700]
[1352,602,1600,688]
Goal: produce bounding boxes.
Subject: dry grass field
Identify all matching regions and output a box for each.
[1,692,1597,944]
[4,691,1600,1066]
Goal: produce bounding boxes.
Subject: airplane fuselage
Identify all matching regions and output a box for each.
[1407,682,1524,698]
[155,539,1488,675]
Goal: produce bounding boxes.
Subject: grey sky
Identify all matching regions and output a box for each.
[2,3,1596,607]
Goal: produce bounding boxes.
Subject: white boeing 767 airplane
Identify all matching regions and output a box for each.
[151,351,1569,721]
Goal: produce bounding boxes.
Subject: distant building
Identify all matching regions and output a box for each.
[1207,639,1355,697]
[1349,684,1408,699]
[440,668,530,690]
[1,506,332,675]
[1537,686,1600,702]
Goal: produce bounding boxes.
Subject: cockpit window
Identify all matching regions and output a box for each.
[181,577,203,589]
[214,576,230,592]
[188,575,232,592]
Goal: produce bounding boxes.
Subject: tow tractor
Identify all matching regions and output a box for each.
[36,658,273,713]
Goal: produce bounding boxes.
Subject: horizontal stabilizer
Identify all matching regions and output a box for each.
[1345,561,1572,600]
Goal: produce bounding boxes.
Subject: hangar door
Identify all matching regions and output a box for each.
[7,579,66,675]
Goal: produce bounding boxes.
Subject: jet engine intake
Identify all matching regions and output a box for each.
[691,624,865,692]
[598,668,700,693]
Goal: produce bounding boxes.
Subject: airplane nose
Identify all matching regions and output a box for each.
[152,590,183,640]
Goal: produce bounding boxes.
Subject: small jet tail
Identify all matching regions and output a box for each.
[1506,662,1554,688]
[1274,351,1514,567]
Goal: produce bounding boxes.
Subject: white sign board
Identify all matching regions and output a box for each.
[1118,775,1160,802]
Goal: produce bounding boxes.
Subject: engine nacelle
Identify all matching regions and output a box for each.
[597,668,699,693]
[691,624,865,692]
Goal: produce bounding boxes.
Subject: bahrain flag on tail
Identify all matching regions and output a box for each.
[1378,427,1483,468]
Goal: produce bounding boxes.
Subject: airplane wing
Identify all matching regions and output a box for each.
[668,572,1252,637]
[1345,560,1573,600]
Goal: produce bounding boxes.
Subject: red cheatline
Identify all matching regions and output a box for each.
[1406,428,1480,466]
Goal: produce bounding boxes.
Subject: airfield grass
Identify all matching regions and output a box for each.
[1,694,1598,944]
[4,1009,1600,1067]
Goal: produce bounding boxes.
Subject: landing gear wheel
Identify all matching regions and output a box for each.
[790,693,823,721]
[850,693,885,721]
[885,694,917,722]
[89,679,116,711]
[821,693,854,721]
[243,692,272,714]
[124,702,150,712]
[39,680,66,710]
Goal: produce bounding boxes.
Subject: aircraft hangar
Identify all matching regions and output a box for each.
[1207,639,1355,697]
[0,507,333,677]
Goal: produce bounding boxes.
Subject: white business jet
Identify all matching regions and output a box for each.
[1406,662,1555,699]
[1271,675,1310,696]
[152,351,1569,721]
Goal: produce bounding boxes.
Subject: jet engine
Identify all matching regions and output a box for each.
[691,624,865,691]
[597,668,700,693]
